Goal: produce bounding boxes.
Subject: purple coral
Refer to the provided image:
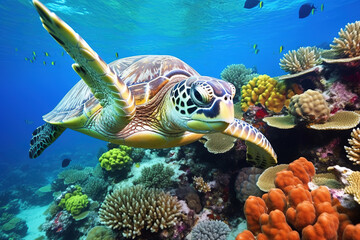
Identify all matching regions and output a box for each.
[323,82,359,114]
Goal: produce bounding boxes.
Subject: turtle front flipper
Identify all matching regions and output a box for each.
[222,118,277,168]
[33,0,135,133]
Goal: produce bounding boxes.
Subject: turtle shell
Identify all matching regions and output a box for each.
[43,55,199,126]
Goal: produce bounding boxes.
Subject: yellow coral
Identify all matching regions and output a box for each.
[345,128,360,165]
[98,146,132,171]
[241,75,295,113]
[331,21,360,58]
[344,171,360,204]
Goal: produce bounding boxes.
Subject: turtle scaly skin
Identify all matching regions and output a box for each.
[30,0,277,167]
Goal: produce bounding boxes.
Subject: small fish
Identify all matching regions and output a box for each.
[244,0,260,9]
[51,61,55,65]
[32,56,36,61]
[43,61,46,65]
[61,51,64,56]
[259,1,263,8]
[255,49,260,54]
[32,51,36,57]
[30,59,33,63]
[25,120,34,125]
[44,52,50,57]
[15,48,18,51]
[299,3,315,18]
[135,162,141,168]
[320,3,324,11]
[62,158,71,168]
[253,44,257,49]
[311,8,315,15]
[25,57,29,61]
[115,52,119,58]
[279,45,284,53]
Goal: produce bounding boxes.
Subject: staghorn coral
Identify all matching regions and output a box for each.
[280,47,322,74]
[345,128,360,165]
[344,171,360,204]
[289,89,330,124]
[99,185,182,239]
[191,220,230,240]
[330,21,360,58]
[193,176,211,193]
[220,64,258,101]
[134,163,175,189]
[241,74,295,113]
[98,146,133,171]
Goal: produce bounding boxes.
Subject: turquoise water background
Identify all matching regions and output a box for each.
[0,0,359,170]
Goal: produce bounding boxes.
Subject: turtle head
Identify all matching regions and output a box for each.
[169,76,235,133]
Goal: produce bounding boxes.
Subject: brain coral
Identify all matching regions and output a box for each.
[241,74,295,113]
[280,47,322,74]
[98,146,133,171]
[289,90,330,124]
[330,21,360,58]
[99,185,182,239]
[191,220,230,240]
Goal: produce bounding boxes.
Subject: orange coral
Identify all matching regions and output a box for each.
[263,188,287,212]
[235,230,256,240]
[244,196,267,234]
[286,201,316,231]
[342,224,360,240]
[287,157,315,186]
[287,186,312,208]
[302,212,339,240]
[275,170,303,194]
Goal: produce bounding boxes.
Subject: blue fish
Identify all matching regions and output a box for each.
[244,0,260,9]
[299,3,315,18]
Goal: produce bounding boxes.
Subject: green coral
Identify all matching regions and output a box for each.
[134,163,175,189]
[58,186,89,216]
[99,146,133,171]
[220,64,258,101]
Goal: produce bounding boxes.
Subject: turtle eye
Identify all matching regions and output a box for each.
[191,83,213,107]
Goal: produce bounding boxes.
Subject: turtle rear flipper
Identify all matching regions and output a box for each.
[29,123,65,159]
[33,0,135,133]
[223,118,277,168]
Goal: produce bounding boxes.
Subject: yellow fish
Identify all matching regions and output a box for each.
[259,1,263,8]
[311,8,315,15]
[321,4,324,11]
[115,52,119,58]
[51,61,55,65]
[135,163,140,168]
[255,49,260,54]
[33,51,36,56]
[43,61,46,65]
[24,57,29,61]
[253,44,257,49]
[44,52,49,57]
[279,45,284,53]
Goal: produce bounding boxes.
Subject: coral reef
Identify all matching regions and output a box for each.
[289,89,330,124]
[193,176,211,193]
[330,21,360,58]
[280,47,322,74]
[241,74,295,113]
[235,167,264,203]
[134,163,175,189]
[202,133,237,154]
[99,185,182,239]
[82,176,109,201]
[98,146,133,171]
[323,82,359,114]
[58,186,89,217]
[256,164,289,192]
[220,64,258,101]
[345,128,360,165]
[86,226,116,240]
[58,167,92,185]
[344,171,360,204]
[190,220,230,240]
[236,157,360,240]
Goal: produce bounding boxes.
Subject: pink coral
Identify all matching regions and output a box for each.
[324,82,359,114]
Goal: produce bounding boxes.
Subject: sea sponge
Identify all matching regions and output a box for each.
[99,185,182,239]
[98,146,133,171]
[344,128,360,165]
[280,47,322,74]
[241,74,295,113]
[220,64,258,100]
[289,90,330,124]
[344,171,360,204]
[330,21,360,58]
[134,163,175,189]
[190,220,230,240]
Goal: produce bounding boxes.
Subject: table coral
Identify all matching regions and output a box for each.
[280,47,322,74]
[240,74,295,113]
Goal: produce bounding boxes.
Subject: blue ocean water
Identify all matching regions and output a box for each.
[0,0,360,238]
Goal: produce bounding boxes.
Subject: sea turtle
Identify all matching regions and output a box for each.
[29,0,277,167]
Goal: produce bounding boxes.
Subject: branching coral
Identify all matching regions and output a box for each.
[344,171,360,204]
[330,21,360,58]
[241,74,295,113]
[193,176,211,193]
[99,186,182,239]
[289,89,330,124]
[134,163,175,189]
[191,220,230,240]
[220,64,258,100]
[280,47,322,74]
[344,128,360,165]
